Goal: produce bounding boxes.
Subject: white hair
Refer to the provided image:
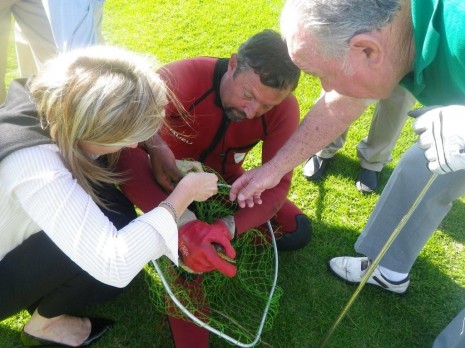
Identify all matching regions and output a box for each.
[281,0,403,59]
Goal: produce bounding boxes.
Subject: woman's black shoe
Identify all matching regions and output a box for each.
[20,317,114,347]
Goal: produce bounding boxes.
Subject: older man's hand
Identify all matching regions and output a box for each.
[412,105,465,174]
[230,162,282,208]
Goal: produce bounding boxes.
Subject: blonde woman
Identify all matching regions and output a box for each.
[0,46,218,347]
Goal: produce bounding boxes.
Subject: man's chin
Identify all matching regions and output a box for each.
[229,117,245,122]
[225,113,246,122]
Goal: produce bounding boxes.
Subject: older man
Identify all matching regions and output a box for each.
[230,1,465,346]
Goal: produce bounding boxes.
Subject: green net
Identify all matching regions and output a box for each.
[145,162,282,346]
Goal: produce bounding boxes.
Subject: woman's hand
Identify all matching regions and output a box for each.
[163,172,218,224]
[178,172,219,202]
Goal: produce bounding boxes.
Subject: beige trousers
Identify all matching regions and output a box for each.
[316,85,416,171]
[0,0,57,103]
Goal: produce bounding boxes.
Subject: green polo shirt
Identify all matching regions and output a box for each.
[400,0,465,106]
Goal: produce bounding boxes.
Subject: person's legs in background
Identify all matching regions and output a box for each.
[14,24,39,78]
[356,85,416,193]
[12,0,57,66]
[0,0,57,104]
[0,1,14,104]
[302,130,348,181]
[303,86,415,193]
[42,0,105,52]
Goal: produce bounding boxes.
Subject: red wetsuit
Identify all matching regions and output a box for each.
[117,57,309,348]
[119,57,300,234]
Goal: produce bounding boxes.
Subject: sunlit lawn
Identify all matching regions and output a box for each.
[1,1,465,347]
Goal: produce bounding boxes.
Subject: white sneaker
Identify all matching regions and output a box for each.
[328,256,410,294]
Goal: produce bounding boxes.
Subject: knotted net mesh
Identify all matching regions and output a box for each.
[144,162,282,346]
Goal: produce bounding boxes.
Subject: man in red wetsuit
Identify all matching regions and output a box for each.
[117,29,311,347]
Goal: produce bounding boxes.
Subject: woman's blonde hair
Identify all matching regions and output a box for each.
[29,46,168,206]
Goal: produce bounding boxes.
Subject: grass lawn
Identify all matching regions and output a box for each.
[2,1,465,347]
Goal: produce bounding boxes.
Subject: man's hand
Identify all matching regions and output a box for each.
[230,162,282,208]
[412,105,465,174]
[145,134,183,192]
[178,220,237,277]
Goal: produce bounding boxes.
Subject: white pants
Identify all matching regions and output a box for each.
[42,0,105,52]
[0,0,57,103]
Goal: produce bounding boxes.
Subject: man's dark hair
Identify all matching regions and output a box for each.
[234,29,300,91]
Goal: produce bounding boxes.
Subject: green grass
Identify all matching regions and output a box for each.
[2,1,465,347]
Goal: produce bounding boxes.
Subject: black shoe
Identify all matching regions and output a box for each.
[21,317,114,347]
[355,168,380,193]
[275,214,312,251]
[302,155,332,181]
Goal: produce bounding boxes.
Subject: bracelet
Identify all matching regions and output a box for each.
[159,201,178,223]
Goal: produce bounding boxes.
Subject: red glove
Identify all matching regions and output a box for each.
[178,220,237,277]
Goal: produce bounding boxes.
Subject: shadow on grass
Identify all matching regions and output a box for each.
[440,199,465,244]
[310,153,396,194]
[81,272,174,348]
[258,216,465,348]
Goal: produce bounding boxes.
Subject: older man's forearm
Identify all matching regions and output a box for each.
[268,92,367,176]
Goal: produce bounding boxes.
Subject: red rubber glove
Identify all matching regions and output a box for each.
[178,220,237,277]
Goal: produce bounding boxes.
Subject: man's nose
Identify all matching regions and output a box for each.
[244,101,260,119]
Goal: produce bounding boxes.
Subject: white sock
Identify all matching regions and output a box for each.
[378,265,408,282]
